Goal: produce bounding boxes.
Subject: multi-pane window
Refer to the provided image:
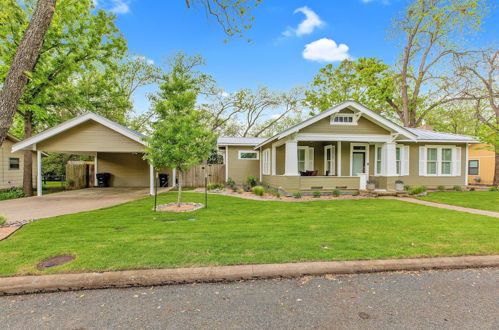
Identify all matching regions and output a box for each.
[396,147,401,175]
[331,114,356,125]
[262,149,271,175]
[9,158,20,170]
[238,151,259,160]
[426,148,438,175]
[441,148,452,175]
[376,146,382,175]
[468,160,479,175]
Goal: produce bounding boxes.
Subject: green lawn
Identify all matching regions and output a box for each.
[418,191,499,212]
[0,193,497,276]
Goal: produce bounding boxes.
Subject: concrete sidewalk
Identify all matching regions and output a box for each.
[1,255,497,295]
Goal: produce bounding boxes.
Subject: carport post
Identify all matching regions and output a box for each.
[37,151,42,197]
[149,164,154,196]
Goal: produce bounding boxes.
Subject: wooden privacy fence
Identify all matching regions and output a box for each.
[66,162,87,190]
[180,164,226,187]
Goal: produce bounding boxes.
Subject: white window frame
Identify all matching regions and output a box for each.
[350,143,369,176]
[420,145,459,177]
[298,146,314,172]
[262,148,271,175]
[330,113,360,126]
[323,145,336,176]
[238,150,259,160]
[375,145,383,176]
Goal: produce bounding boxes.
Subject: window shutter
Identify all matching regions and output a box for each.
[419,146,426,176]
[453,147,461,176]
[331,146,336,175]
[402,146,410,176]
[308,147,314,171]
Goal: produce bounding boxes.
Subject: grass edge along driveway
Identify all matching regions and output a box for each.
[0,192,498,277]
[417,191,499,212]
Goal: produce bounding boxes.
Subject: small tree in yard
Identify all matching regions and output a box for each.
[145,53,216,207]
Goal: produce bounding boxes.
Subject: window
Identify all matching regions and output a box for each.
[238,150,259,160]
[468,160,479,175]
[9,158,20,170]
[324,145,335,176]
[376,146,382,175]
[441,148,452,175]
[426,148,438,175]
[396,147,401,175]
[331,114,357,125]
[262,149,271,175]
[298,146,314,172]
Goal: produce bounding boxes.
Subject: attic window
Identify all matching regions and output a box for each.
[331,114,357,125]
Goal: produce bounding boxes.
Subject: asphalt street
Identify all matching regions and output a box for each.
[1,267,497,329]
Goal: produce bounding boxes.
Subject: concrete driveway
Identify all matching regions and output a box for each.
[0,188,166,225]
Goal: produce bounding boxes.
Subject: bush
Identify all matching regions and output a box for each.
[275,191,281,198]
[252,186,265,196]
[0,187,24,201]
[409,185,426,195]
[226,177,235,188]
[246,176,258,188]
[469,186,475,191]
[453,185,462,191]
[437,185,445,191]
[404,185,411,191]
[0,215,6,226]
[293,192,302,199]
[489,186,498,192]
[207,183,223,191]
[237,189,244,194]
[312,191,321,198]
[331,189,341,197]
[352,191,359,196]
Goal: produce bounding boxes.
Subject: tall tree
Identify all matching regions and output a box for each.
[390,0,488,126]
[145,53,216,207]
[0,0,261,147]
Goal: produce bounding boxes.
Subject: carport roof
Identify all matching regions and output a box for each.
[12,112,147,153]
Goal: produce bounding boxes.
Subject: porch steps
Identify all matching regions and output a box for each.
[360,190,409,198]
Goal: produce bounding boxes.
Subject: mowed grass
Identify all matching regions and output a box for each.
[0,193,498,276]
[418,191,499,212]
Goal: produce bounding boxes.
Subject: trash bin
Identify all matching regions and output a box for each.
[96,172,111,187]
[159,174,169,187]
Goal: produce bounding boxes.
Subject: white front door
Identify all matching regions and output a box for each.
[350,143,369,176]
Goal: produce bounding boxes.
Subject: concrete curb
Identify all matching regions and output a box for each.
[1,255,498,295]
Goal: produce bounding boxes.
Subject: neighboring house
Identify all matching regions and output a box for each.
[12,101,479,196]
[219,101,478,193]
[468,143,496,186]
[1,134,38,190]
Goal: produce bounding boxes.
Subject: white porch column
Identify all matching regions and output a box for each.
[284,141,299,176]
[94,152,98,187]
[465,143,469,185]
[271,145,276,175]
[385,142,397,176]
[149,164,154,195]
[37,151,42,197]
[172,168,177,187]
[337,142,342,176]
[224,146,229,181]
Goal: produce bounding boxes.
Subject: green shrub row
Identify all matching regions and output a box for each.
[0,187,24,201]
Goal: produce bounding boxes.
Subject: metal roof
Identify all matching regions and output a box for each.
[217,137,267,146]
[403,128,478,142]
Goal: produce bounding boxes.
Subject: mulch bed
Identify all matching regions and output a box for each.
[155,202,204,212]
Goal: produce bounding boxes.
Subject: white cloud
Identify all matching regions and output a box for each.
[133,55,154,65]
[283,6,324,37]
[302,38,351,62]
[95,0,131,14]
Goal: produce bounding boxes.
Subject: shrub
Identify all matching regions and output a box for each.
[252,186,265,196]
[293,192,302,199]
[331,189,341,197]
[312,191,321,198]
[207,183,224,190]
[453,185,462,191]
[226,177,235,188]
[437,185,445,191]
[367,179,376,184]
[409,185,426,195]
[0,187,24,201]
[237,189,244,194]
[246,176,258,188]
[404,185,411,191]
[489,186,498,192]
[275,191,281,198]
[352,191,359,196]
[469,187,475,191]
[0,215,6,226]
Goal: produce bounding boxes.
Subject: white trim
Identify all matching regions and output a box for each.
[420,145,460,177]
[296,133,392,143]
[284,141,299,176]
[350,143,369,176]
[323,145,336,176]
[224,146,229,181]
[149,164,154,196]
[37,151,42,197]
[238,150,259,160]
[271,145,276,175]
[255,100,417,149]
[172,168,177,188]
[259,147,263,181]
[12,112,146,152]
[262,148,271,175]
[330,113,358,126]
[398,139,479,143]
[94,152,98,187]
[374,144,383,176]
[465,143,469,185]
[337,141,342,176]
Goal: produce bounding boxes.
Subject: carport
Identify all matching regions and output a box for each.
[11,112,175,196]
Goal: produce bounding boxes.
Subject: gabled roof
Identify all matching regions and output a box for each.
[6,133,21,143]
[255,101,418,148]
[402,128,478,143]
[12,112,147,153]
[218,137,267,146]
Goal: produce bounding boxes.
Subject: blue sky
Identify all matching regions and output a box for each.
[96,0,498,114]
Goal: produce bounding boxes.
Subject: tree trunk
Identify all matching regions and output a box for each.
[0,0,57,147]
[494,146,499,187]
[23,111,34,196]
[177,171,182,207]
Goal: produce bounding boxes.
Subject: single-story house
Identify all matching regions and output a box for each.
[1,134,38,190]
[11,100,479,196]
[219,101,479,193]
[468,143,496,186]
